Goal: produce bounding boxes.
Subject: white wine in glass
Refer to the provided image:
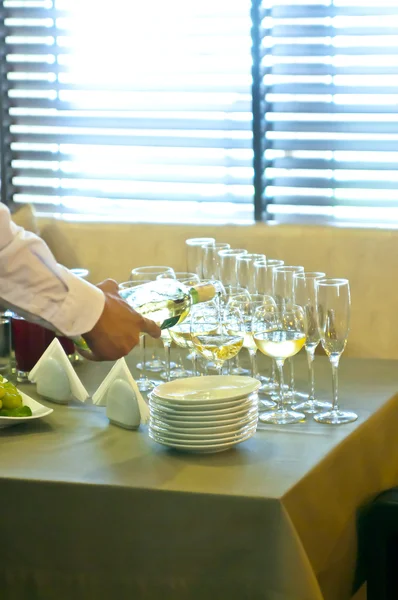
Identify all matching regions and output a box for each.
[253,304,306,425]
[314,278,358,425]
[191,303,244,375]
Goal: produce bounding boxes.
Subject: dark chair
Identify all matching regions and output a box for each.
[363,488,398,600]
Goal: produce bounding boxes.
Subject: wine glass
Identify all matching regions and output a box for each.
[254,259,284,296]
[223,286,251,376]
[253,304,306,425]
[292,272,332,414]
[236,253,266,294]
[218,248,248,291]
[202,242,231,281]
[157,272,201,379]
[130,265,175,281]
[191,302,245,375]
[253,259,284,392]
[314,278,358,425]
[119,279,155,392]
[185,237,216,277]
[131,266,176,373]
[273,265,305,402]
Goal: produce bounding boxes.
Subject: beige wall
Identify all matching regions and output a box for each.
[38,217,398,361]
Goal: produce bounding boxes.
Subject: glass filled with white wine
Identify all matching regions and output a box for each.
[119,279,155,392]
[253,304,306,425]
[314,278,358,425]
[190,302,245,376]
[157,272,200,380]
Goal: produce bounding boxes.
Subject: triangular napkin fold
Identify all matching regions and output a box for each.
[29,338,89,403]
[92,358,149,424]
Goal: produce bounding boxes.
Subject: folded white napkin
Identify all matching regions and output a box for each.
[92,358,149,425]
[29,338,89,403]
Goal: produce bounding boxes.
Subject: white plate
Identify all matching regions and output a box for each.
[0,389,53,428]
[149,421,257,444]
[149,401,258,422]
[149,393,258,413]
[148,428,256,453]
[152,376,260,403]
[150,415,258,438]
[150,409,258,433]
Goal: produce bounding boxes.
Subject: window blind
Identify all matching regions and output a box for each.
[1,0,254,223]
[258,0,398,226]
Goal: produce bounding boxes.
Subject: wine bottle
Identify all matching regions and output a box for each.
[118,279,218,329]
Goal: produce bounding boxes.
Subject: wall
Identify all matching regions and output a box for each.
[38,217,398,361]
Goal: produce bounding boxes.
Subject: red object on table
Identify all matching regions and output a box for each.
[57,336,75,356]
[11,317,54,373]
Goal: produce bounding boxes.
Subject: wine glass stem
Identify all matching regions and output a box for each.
[192,351,198,376]
[276,359,285,411]
[249,350,257,378]
[139,334,147,382]
[215,361,223,375]
[163,341,171,381]
[330,356,340,412]
[306,347,316,403]
[289,357,295,397]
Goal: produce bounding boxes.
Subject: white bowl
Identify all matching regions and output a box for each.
[152,375,260,403]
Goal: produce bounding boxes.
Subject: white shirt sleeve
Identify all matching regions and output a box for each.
[0,203,105,337]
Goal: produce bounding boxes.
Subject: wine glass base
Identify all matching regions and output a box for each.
[292,399,332,414]
[230,366,250,376]
[169,367,194,379]
[314,409,358,425]
[145,359,165,373]
[259,409,306,425]
[137,378,156,392]
[259,398,277,410]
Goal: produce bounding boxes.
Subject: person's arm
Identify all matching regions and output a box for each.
[0,204,160,360]
[0,203,105,336]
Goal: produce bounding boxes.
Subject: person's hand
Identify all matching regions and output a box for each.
[82,279,161,361]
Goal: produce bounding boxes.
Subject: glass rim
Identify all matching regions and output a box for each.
[316,277,349,287]
[131,265,174,274]
[185,237,216,247]
[266,259,284,268]
[294,271,326,280]
[218,248,248,257]
[237,253,266,262]
[273,265,304,273]
[202,241,230,250]
[119,279,151,289]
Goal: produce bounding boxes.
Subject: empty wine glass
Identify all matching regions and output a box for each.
[185,238,216,277]
[119,279,155,392]
[314,278,358,425]
[131,266,176,373]
[254,259,284,296]
[273,265,305,402]
[191,302,245,375]
[253,304,306,425]
[131,265,175,281]
[202,242,231,280]
[218,248,248,291]
[237,253,266,294]
[292,272,332,414]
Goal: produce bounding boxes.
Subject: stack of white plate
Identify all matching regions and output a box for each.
[148,375,260,454]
